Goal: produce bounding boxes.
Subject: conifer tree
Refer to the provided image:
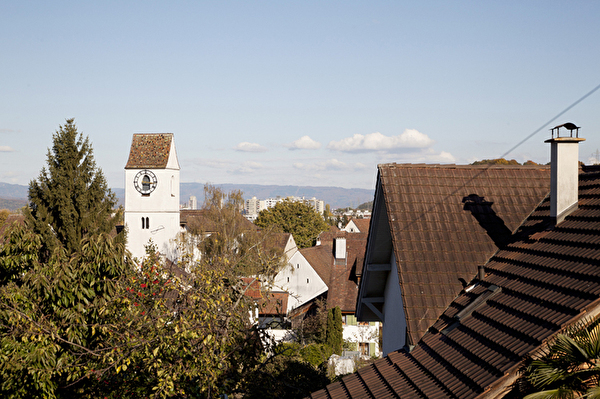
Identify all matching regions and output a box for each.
[326,306,343,355]
[27,118,120,258]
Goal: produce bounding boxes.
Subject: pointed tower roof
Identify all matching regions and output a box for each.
[125,133,178,169]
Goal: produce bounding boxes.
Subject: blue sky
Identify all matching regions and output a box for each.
[2,1,599,190]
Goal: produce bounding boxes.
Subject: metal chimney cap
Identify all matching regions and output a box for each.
[550,122,581,138]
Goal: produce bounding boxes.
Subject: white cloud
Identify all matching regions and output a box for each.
[0,129,21,134]
[0,146,15,152]
[234,142,268,153]
[293,158,367,172]
[230,161,264,174]
[190,158,233,169]
[327,129,434,153]
[289,136,321,150]
[379,148,456,164]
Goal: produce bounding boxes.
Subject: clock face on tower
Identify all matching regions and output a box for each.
[133,170,158,195]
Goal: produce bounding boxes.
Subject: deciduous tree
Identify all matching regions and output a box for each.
[254,200,328,249]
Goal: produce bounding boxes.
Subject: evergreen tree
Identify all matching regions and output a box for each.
[27,118,120,258]
[326,306,343,355]
[333,306,343,355]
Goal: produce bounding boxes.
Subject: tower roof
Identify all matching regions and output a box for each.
[125,133,176,169]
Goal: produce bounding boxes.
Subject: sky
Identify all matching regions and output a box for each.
[2,1,600,191]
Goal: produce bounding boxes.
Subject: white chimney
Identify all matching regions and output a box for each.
[335,237,346,259]
[545,124,585,224]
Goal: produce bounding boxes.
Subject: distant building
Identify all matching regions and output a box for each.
[244,195,326,221]
[188,195,197,210]
[181,195,198,210]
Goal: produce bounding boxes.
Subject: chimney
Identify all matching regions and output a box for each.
[545,123,585,224]
[334,237,346,260]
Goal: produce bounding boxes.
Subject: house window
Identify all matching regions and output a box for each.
[359,343,370,356]
[307,278,309,284]
[142,217,145,229]
[297,264,300,269]
[146,217,149,229]
[287,277,289,283]
[142,217,150,229]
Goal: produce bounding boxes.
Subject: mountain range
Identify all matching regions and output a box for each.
[0,182,374,211]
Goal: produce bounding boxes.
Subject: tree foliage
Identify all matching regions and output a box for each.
[471,158,542,166]
[0,122,328,398]
[244,343,330,399]
[0,226,130,398]
[0,178,295,397]
[326,307,343,355]
[514,315,600,399]
[295,298,328,345]
[0,209,10,229]
[254,200,328,249]
[26,119,120,258]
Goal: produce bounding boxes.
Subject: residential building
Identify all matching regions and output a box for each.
[356,162,551,355]
[271,226,380,356]
[342,218,370,233]
[310,129,600,398]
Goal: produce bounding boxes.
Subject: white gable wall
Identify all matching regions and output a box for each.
[343,220,360,233]
[282,235,299,262]
[381,254,407,355]
[272,250,328,313]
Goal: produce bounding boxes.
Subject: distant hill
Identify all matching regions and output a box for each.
[0,182,28,199]
[2,182,374,211]
[0,198,27,212]
[0,183,29,211]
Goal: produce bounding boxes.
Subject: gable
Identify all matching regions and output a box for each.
[359,163,551,345]
[125,133,179,169]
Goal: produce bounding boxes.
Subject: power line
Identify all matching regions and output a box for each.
[499,82,600,160]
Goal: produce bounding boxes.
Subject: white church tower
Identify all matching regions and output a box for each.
[124,133,180,261]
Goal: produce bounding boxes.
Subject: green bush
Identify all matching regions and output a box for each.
[300,343,334,366]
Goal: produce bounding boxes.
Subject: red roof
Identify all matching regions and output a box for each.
[242,277,288,316]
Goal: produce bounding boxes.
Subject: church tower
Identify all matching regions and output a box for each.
[124,133,180,261]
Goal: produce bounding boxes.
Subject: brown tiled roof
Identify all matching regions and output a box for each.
[125,133,174,169]
[311,165,600,398]
[372,163,550,343]
[242,278,288,316]
[350,218,371,233]
[302,231,369,312]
